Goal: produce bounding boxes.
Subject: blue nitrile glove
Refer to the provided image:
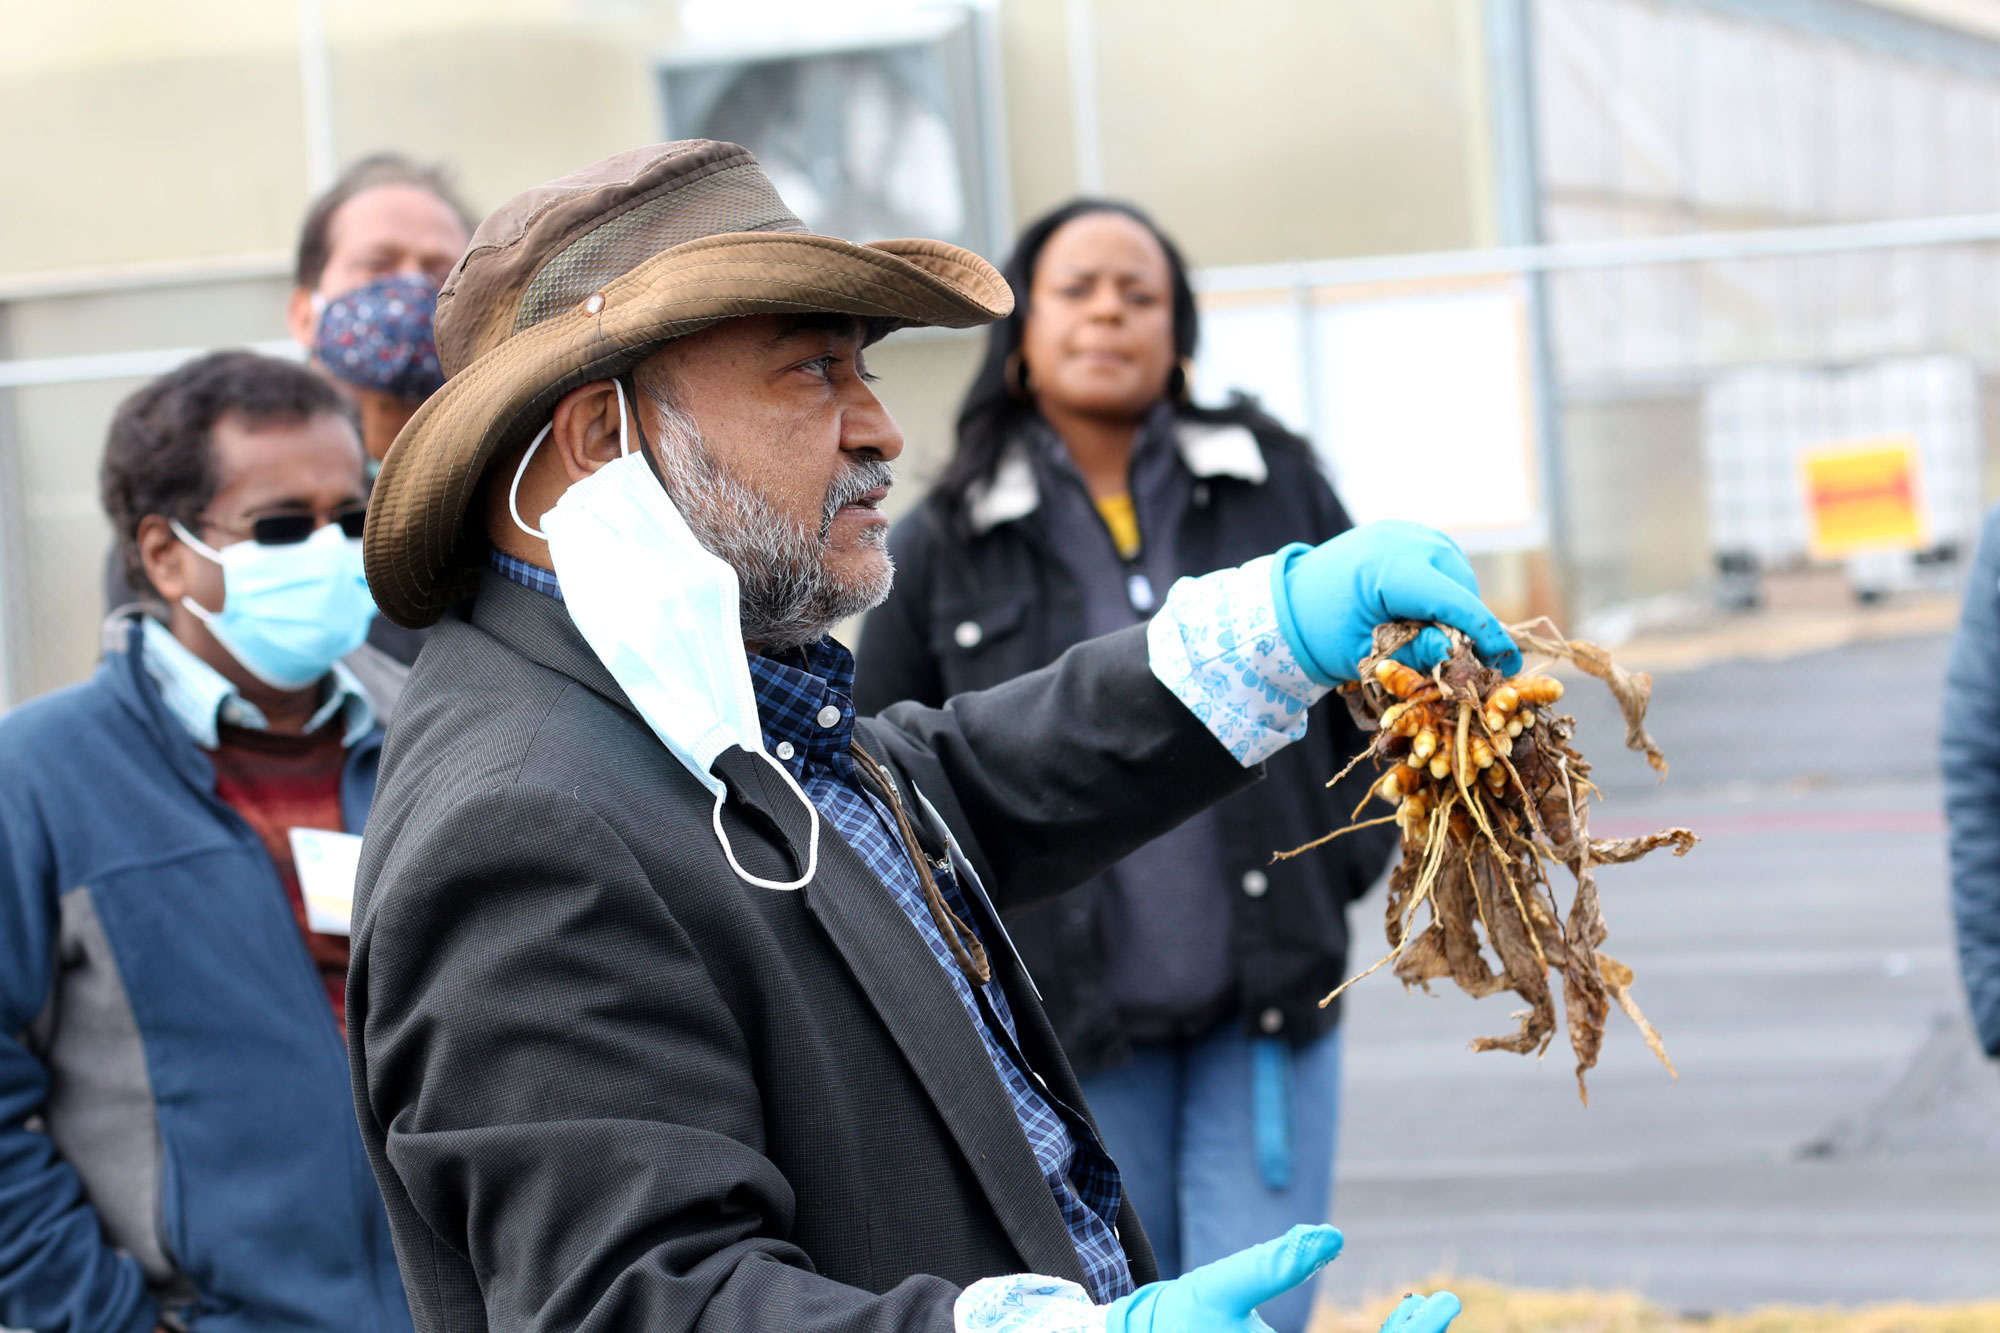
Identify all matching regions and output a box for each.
[1379,1290,1463,1333]
[1105,1224,1344,1333]
[1270,519,1523,684]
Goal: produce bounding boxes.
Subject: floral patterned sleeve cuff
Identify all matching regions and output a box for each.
[954,1275,1110,1333]
[1146,553,1332,768]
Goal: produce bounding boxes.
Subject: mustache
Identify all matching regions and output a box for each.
[818,457,897,535]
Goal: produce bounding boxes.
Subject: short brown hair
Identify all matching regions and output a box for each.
[100,351,359,595]
[293,153,474,290]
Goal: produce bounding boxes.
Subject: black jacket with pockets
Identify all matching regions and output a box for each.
[854,421,1398,1075]
[348,573,1268,1333]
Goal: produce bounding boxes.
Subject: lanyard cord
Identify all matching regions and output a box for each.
[847,741,992,987]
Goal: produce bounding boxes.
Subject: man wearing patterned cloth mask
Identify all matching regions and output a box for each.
[285,154,473,681]
[286,153,473,469]
[352,141,1499,1333]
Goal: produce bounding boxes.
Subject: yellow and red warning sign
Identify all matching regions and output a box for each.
[1800,436,1927,561]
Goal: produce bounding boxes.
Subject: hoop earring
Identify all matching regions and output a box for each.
[1168,356,1195,405]
[1004,350,1034,402]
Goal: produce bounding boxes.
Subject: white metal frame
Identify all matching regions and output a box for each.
[4,210,2000,706]
[1063,0,1104,195]
[0,211,1991,392]
[0,341,299,391]
[1192,211,2000,295]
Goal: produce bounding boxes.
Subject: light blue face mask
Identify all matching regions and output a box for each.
[169,519,377,690]
[517,381,821,891]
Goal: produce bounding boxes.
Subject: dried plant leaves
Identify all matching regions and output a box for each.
[1511,617,1668,776]
[1592,829,1699,864]
[1306,620,1697,1102]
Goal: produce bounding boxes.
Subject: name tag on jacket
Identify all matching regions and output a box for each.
[288,828,365,936]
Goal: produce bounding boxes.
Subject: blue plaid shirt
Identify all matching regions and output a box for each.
[489,551,1133,1303]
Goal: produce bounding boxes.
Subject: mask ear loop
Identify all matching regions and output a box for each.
[515,377,809,887]
[166,517,231,631]
[508,422,556,541]
[509,379,636,541]
[167,518,225,565]
[710,753,821,891]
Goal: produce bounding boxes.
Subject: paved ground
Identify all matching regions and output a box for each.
[1319,631,2000,1312]
[1598,590,1963,677]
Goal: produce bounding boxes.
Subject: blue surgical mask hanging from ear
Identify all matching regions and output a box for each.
[168,519,376,690]
[518,380,821,891]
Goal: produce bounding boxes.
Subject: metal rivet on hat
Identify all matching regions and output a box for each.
[583,292,605,314]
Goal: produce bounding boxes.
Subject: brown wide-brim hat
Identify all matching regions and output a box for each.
[365,139,1012,628]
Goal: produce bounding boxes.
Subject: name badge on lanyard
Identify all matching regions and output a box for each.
[288,828,365,936]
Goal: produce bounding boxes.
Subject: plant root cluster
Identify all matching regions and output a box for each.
[1284,619,1698,1103]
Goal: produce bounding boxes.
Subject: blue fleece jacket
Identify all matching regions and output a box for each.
[1945,506,2000,1056]
[0,620,411,1333]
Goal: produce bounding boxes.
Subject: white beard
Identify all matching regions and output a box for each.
[646,394,895,651]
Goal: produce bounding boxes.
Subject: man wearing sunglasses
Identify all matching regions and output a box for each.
[0,351,410,1333]
[102,154,472,694]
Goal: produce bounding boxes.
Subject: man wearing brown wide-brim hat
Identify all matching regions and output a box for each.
[348,140,1490,1333]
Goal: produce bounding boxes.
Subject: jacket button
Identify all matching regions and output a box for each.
[1241,869,1269,898]
[1192,482,1211,508]
[954,620,984,648]
[1259,1007,1284,1034]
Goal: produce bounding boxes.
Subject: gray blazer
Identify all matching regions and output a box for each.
[346,573,1260,1333]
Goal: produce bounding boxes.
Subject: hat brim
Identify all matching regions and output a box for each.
[365,230,1012,628]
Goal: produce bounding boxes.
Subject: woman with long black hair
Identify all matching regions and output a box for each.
[854,199,1397,1333]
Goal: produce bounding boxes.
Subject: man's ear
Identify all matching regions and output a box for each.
[548,381,627,482]
[136,515,188,603]
[286,286,317,350]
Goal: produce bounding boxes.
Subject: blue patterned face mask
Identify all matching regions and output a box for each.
[312,273,446,401]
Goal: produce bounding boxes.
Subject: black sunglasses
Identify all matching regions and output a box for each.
[200,507,368,546]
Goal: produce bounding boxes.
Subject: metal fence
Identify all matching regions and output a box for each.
[7,210,1994,704]
[9,0,2000,705]
[1185,0,2000,632]
[1189,216,2000,630]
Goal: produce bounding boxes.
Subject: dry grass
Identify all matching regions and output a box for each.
[1314,1277,2000,1333]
